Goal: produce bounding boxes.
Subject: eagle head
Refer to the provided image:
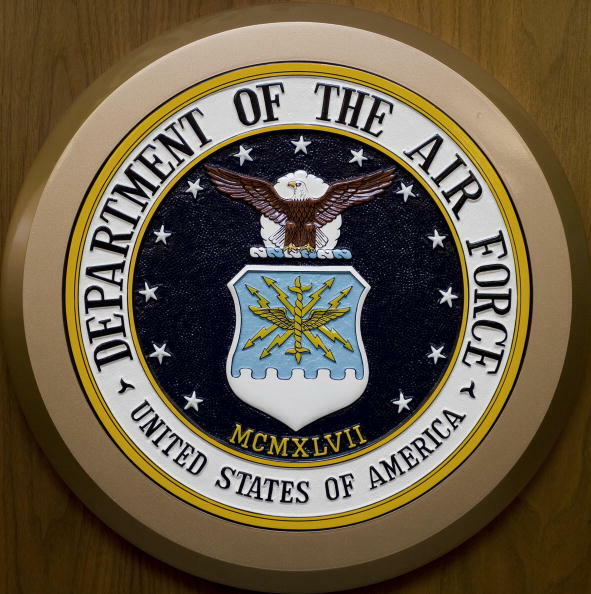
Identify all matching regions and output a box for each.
[275,171,328,202]
[287,180,309,201]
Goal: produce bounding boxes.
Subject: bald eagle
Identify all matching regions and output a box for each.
[204,165,396,250]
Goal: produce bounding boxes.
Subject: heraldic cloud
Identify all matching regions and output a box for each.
[227,265,370,430]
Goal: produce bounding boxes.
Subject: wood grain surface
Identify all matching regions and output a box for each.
[1,1,590,592]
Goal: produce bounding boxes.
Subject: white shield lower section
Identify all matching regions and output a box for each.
[228,368,368,431]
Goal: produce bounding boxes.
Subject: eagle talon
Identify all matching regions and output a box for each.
[285,243,297,252]
[301,244,315,251]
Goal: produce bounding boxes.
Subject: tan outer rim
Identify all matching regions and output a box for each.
[1,4,589,592]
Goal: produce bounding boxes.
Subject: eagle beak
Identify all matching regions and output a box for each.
[288,182,297,188]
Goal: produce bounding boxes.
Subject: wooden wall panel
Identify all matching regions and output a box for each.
[1,1,590,592]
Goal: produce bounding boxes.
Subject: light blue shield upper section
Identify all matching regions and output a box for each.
[229,268,368,380]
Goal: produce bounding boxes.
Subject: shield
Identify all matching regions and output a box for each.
[227,265,370,430]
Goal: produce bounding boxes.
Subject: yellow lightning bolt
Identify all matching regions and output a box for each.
[317,326,354,351]
[243,324,278,349]
[303,331,335,361]
[243,284,275,348]
[302,277,335,315]
[327,286,352,309]
[246,285,270,308]
[262,277,295,313]
[313,284,355,351]
[260,330,294,359]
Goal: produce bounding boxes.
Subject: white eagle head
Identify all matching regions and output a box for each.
[287,179,309,201]
[275,171,328,201]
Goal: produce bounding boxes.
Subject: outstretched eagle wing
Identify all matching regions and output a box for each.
[303,308,350,330]
[249,307,293,330]
[312,167,396,227]
[205,165,289,225]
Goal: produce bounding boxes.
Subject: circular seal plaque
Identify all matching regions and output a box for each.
[2,5,589,592]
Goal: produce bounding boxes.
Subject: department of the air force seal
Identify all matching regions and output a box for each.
[2,6,589,592]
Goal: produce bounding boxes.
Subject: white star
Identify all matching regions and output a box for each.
[149,343,171,364]
[186,178,203,197]
[233,145,253,165]
[349,148,368,167]
[427,345,446,364]
[428,229,446,249]
[153,225,171,244]
[438,286,458,308]
[396,182,416,203]
[183,391,203,412]
[139,282,158,302]
[291,136,311,154]
[392,391,413,412]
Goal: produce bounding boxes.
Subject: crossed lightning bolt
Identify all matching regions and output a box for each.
[243,277,353,361]
[242,285,274,349]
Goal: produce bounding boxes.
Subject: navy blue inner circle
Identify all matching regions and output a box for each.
[132,129,465,462]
